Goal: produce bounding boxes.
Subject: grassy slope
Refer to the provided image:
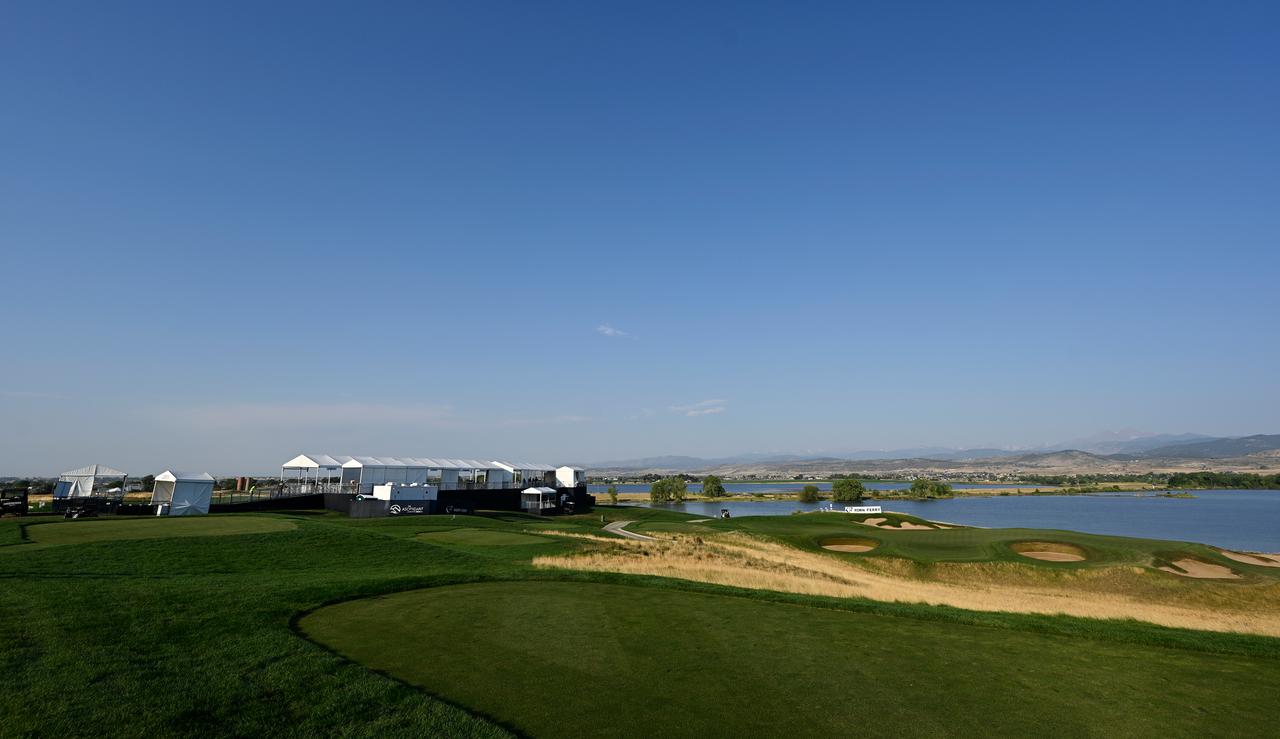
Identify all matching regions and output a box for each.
[303,580,1280,739]
[2,508,1279,737]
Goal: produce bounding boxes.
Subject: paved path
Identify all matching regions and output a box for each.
[602,520,657,541]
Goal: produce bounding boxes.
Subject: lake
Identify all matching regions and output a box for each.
[587,485,1280,553]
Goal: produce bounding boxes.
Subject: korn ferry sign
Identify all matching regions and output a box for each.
[844,506,882,514]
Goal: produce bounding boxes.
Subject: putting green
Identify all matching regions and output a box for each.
[415,528,551,546]
[24,516,296,545]
[302,581,1280,739]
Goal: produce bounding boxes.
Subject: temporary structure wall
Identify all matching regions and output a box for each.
[151,471,214,515]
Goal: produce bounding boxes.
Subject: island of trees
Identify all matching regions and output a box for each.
[1165,472,1280,490]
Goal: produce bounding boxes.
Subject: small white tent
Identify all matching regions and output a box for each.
[151,471,214,516]
[55,465,127,498]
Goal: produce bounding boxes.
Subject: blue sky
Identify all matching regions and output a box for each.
[2,1,1277,474]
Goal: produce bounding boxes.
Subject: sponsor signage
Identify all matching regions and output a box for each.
[388,501,429,516]
[844,506,883,514]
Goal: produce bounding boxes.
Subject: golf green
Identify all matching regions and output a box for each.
[302,581,1280,739]
[416,528,552,546]
[24,516,297,544]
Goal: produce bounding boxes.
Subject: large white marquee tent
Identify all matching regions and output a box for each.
[281,455,562,493]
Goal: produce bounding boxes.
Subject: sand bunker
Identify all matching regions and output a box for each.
[1160,559,1240,579]
[856,517,887,527]
[1009,542,1087,562]
[820,538,878,553]
[1019,551,1085,562]
[885,522,934,530]
[1221,551,1280,568]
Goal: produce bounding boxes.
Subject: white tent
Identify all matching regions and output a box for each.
[521,487,558,514]
[282,454,351,481]
[55,464,127,498]
[151,471,214,516]
[556,466,586,488]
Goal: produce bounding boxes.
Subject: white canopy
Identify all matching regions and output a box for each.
[282,454,350,469]
[56,464,127,498]
[151,471,213,515]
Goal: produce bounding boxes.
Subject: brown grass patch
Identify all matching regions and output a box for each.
[531,531,1280,636]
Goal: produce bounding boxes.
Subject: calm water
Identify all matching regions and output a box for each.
[588,485,1280,552]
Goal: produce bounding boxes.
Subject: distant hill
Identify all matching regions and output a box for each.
[590,455,711,470]
[1130,434,1280,459]
[1044,429,1218,455]
[589,431,1271,471]
[916,448,1028,461]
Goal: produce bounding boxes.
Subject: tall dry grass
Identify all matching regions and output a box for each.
[531,532,1280,637]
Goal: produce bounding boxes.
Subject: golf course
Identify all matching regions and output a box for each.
[3,506,1279,737]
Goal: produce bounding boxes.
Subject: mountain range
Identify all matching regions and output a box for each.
[587,430,1280,469]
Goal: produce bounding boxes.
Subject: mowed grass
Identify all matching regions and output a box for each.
[23,515,297,544]
[302,580,1280,739]
[3,507,1280,737]
[415,529,552,546]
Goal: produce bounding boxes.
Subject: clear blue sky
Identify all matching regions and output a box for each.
[3,1,1277,475]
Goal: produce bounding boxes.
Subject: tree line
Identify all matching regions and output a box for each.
[1166,472,1280,490]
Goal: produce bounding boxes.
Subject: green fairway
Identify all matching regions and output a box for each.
[415,528,552,546]
[23,515,297,544]
[2,507,1279,738]
[302,580,1280,739]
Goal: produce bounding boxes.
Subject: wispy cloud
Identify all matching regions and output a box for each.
[671,399,727,417]
[596,325,628,337]
[3,391,67,399]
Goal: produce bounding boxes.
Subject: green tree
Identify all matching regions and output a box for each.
[910,479,954,497]
[701,475,726,498]
[798,484,819,503]
[831,478,865,502]
[607,484,618,505]
[669,477,688,503]
[649,479,670,503]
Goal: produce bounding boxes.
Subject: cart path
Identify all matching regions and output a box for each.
[602,520,657,541]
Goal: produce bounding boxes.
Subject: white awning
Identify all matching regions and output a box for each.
[60,464,126,478]
[282,454,347,469]
[155,471,215,483]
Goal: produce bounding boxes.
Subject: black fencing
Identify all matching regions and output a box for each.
[208,493,327,513]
